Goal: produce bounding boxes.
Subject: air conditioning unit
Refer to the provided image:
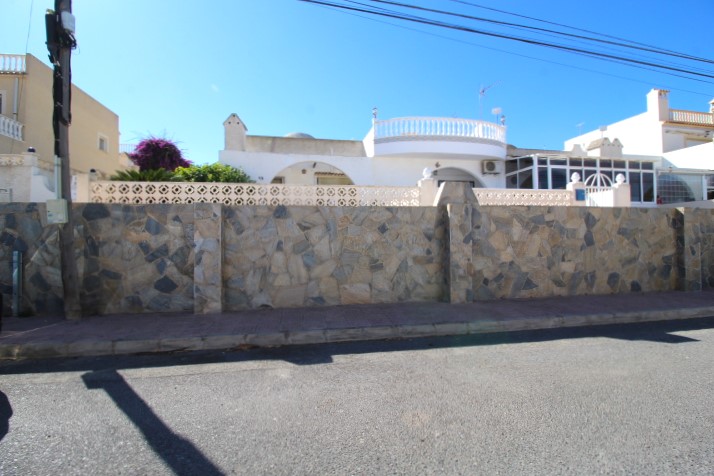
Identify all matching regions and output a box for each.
[482,160,499,174]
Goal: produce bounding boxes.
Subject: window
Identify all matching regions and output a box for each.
[657,174,699,204]
[316,174,352,185]
[0,90,6,116]
[271,176,285,184]
[98,134,108,152]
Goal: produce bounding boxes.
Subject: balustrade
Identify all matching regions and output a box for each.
[0,115,23,141]
[669,109,714,126]
[119,144,137,154]
[374,117,506,143]
[0,54,26,74]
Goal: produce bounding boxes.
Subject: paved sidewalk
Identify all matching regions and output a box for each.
[1,290,714,360]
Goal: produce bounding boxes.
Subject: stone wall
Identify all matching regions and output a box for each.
[0,203,63,315]
[222,206,446,310]
[448,204,682,302]
[680,208,714,291]
[1,198,712,318]
[75,203,195,315]
[0,203,196,317]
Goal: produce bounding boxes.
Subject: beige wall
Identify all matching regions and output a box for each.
[0,54,124,178]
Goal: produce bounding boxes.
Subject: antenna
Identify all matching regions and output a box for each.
[478,81,500,119]
[576,122,584,135]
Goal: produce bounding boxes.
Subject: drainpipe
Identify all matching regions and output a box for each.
[53,155,62,197]
[12,250,22,317]
[12,77,19,121]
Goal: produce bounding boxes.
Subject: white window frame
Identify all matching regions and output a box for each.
[98,133,108,153]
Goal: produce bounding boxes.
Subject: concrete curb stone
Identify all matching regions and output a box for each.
[1,296,714,361]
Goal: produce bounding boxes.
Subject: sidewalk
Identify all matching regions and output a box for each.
[1,290,714,360]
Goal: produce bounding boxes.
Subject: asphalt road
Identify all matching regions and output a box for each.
[1,318,714,475]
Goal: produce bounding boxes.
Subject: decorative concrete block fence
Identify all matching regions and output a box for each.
[0,183,712,317]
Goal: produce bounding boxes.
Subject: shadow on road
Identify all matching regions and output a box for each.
[82,370,224,476]
[2,316,713,374]
[0,390,12,442]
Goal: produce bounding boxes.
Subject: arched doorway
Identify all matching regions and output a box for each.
[432,167,484,188]
[270,161,354,185]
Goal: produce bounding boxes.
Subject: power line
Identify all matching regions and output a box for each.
[312,0,712,96]
[363,0,714,66]
[446,0,713,63]
[299,0,714,84]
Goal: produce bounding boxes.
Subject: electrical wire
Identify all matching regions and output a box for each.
[311,1,711,97]
[363,0,714,66]
[299,0,714,84]
[446,0,713,63]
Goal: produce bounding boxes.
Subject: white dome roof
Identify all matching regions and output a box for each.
[284,132,315,139]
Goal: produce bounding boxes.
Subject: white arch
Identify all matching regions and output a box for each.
[270,161,355,185]
[433,167,485,188]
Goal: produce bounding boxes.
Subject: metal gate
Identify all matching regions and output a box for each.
[584,173,613,207]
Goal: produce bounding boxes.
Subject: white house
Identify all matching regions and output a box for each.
[219,89,714,207]
[564,89,714,204]
[219,113,508,189]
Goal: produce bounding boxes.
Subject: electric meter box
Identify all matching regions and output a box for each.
[46,199,68,224]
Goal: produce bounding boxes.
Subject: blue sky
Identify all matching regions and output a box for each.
[3,0,713,164]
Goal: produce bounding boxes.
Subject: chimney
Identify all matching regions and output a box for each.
[223,114,247,151]
[647,89,669,122]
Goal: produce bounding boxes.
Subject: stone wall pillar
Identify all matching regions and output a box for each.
[436,182,478,303]
[73,173,91,202]
[417,169,439,206]
[447,203,474,303]
[194,203,223,314]
[680,209,704,292]
[566,173,586,206]
[612,174,631,208]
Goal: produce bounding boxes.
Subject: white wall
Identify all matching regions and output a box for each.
[374,139,506,159]
[219,149,506,188]
[663,142,714,170]
[219,150,374,185]
[0,154,55,202]
[564,113,663,156]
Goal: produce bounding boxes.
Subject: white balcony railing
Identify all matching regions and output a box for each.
[0,115,23,141]
[0,54,26,74]
[120,143,137,154]
[669,109,714,126]
[374,117,506,144]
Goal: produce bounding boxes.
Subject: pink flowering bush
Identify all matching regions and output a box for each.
[128,137,191,171]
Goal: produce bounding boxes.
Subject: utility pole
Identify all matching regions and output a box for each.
[46,0,81,319]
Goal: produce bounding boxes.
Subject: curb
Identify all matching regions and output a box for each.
[2,305,714,361]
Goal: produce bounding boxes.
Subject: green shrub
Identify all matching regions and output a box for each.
[172,163,253,183]
[110,168,175,181]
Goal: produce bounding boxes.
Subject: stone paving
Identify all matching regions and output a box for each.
[1,290,713,360]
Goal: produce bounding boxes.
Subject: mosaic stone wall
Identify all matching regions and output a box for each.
[222,206,447,310]
[1,199,712,318]
[0,203,63,316]
[75,203,195,315]
[0,203,196,316]
[680,208,714,291]
[448,204,682,301]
